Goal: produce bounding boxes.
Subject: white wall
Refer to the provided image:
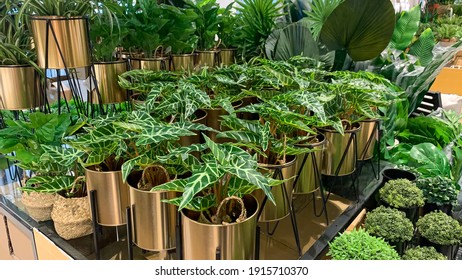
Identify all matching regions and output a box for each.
[217,0,235,7]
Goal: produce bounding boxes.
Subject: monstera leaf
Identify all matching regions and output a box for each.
[319,0,395,61]
[265,20,319,61]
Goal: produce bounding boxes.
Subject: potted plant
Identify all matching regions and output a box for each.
[379,178,425,224]
[217,2,238,66]
[402,246,447,260]
[89,2,129,105]
[155,135,276,260]
[218,99,317,222]
[327,228,401,260]
[416,210,462,260]
[0,112,84,222]
[186,0,222,68]
[117,110,201,252]
[234,0,285,61]
[17,0,99,69]
[66,112,139,227]
[0,13,44,110]
[162,4,199,71]
[120,0,170,71]
[364,206,414,255]
[416,176,459,215]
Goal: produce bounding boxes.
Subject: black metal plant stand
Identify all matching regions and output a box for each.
[356,120,381,181]
[322,131,360,203]
[257,167,302,257]
[40,16,105,117]
[292,151,329,225]
[89,190,102,260]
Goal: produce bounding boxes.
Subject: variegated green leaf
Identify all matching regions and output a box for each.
[41,145,84,167]
[135,126,195,146]
[152,178,187,192]
[179,160,223,210]
[22,176,75,193]
[162,193,216,211]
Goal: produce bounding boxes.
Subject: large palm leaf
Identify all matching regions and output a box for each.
[389,4,421,51]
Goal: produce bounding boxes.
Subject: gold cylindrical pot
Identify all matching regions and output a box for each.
[129,57,169,71]
[219,48,236,66]
[319,123,361,176]
[178,109,207,148]
[195,50,220,69]
[254,155,297,222]
[30,16,90,69]
[92,60,128,105]
[293,134,326,194]
[85,168,130,226]
[170,54,195,71]
[128,172,177,251]
[0,65,43,110]
[205,100,243,143]
[181,194,258,260]
[357,119,379,161]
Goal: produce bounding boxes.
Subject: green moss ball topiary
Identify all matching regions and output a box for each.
[416,210,462,246]
[365,206,414,243]
[402,246,447,260]
[379,179,425,208]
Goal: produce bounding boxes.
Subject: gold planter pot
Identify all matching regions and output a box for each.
[181,194,258,260]
[293,134,326,194]
[30,16,91,69]
[195,50,220,69]
[319,123,361,176]
[254,155,297,222]
[357,119,379,161]
[0,65,43,110]
[204,100,243,143]
[128,171,177,251]
[129,57,169,71]
[170,54,195,71]
[84,168,130,226]
[92,60,128,105]
[219,48,237,66]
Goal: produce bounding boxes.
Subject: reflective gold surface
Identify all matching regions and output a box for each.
[320,124,361,176]
[30,16,90,69]
[0,65,43,110]
[92,60,128,105]
[85,168,130,226]
[129,182,177,251]
[357,119,378,161]
[129,57,169,71]
[255,156,297,222]
[293,134,326,194]
[181,195,258,260]
[205,100,243,143]
[219,49,236,66]
[195,50,220,69]
[170,54,195,71]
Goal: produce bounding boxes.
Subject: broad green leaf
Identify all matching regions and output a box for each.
[163,193,216,211]
[153,178,188,192]
[389,5,421,51]
[319,0,395,61]
[22,176,75,193]
[409,143,451,178]
[408,28,435,67]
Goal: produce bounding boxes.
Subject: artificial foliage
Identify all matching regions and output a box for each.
[364,206,414,243]
[416,176,459,206]
[327,228,401,260]
[379,178,425,209]
[402,246,447,260]
[416,211,462,246]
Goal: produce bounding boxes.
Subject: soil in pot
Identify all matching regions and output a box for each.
[21,191,57,222]
[51,195,92,240]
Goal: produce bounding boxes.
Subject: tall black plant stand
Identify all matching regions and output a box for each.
[38,16,105,117]
[89,190,102,260]
[356,120,381,181]
[322,132,360,203]
[293,151,329,225]
[257,167,302,258]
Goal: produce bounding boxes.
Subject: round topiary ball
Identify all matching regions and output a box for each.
[402,246,447,260]
[327,228,400,260]
[379,178,425,208]
[416,210,462,246]
[365,206,414,243]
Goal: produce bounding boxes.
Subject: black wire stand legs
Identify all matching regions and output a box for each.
[257,165,302,258]
[89,190,101,260]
